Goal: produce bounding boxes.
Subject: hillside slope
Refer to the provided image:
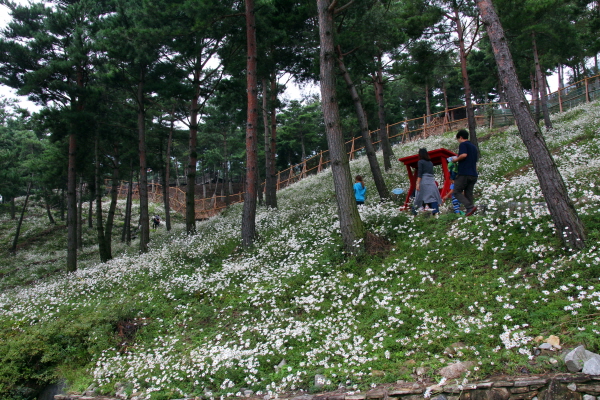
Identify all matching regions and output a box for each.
[1,101,600,400]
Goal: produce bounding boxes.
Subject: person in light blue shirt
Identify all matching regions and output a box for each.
[353,175,366,205]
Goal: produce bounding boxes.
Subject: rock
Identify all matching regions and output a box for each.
[583,395,596,400]
[565,345,596,372]
[444,347,456,356]
[471,388,510,400]
[582,355,600,375]
[534,336,544,343]
[83,384,96,397]
[244,390,254,397]
[314,374,326,388]
[431,395,447,400]
[438,361,476,379]
[275,359,287,373]
[546,335,561,349]
[416,366,430,376]
[538,343,553,350]
[366,389,386,399]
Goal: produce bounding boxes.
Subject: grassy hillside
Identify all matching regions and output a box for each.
[1,101,600,400]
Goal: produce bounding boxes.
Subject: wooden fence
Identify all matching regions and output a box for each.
[117,73,600,220]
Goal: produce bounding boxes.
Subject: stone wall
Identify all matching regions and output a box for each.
[54,373,600,400]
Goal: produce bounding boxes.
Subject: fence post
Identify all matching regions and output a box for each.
[422,114,426,138]
[349,137,355,160]
[585,77,590,103]
[276,171,281,191]
[403,119,408,142]
[558,87,564,112]
[443,110,449,132]
[301,160,307,179]
[318,152,323,173]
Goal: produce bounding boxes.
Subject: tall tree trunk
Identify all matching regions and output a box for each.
[558,64,564,90]
[186,72,201,234]
[242,0,259,248]
[87,194,93,228]
[336,47,389,200]
[122,165,134,244]
[262,78,276,208]
[373,60,394,171]
[317,0,365,253]
[102,144,120,260]
[95,133,109,262]
[223,134,230,207]
[137,74,150,253]
[268,75,278,207]
[174,156,180,187]
[532,33,553,129]
[476,0,585,249]
[59,189,65,221]
[44,191,55,225]
[164,111,174,231]
[454,5,479,150]
[530,72,540,122]
[77,177,84,250]
[66,132,77,272]
[10,181,32,253]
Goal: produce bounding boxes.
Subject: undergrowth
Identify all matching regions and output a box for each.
[0,101,599,400]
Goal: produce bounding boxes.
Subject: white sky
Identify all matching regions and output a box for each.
[0,1,41,111]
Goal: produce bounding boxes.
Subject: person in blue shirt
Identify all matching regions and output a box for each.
[354,175,366,205]
[449,129,478,216]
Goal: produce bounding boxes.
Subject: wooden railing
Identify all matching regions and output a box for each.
[117,73,600,220]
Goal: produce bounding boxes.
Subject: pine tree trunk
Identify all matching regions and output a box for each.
[137,75,150,253]
[317,0,365,253]
[262,78,276,208]
[10,182,32,253]
[337,48,389,200]
[476,0,585,249]
[558,64,564,90]
[95,133,109,262]
[59,189,65,221]
[102,145,120,260]
[66,133,77,272]
[268,75,278,207]
[374,60,394,171]
[77,177,83,250]
[530,72,540,122]
[532,33,553,129]
[186,70,201,234]
[44,192,55,225]
[122,166,134,244]
[224,140,230,207]
[87,194,93,228]
[454,6,479,150]
[242,0,259,248]
[163,111,173,231]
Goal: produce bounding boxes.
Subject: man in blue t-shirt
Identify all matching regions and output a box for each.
[450,129,478,216]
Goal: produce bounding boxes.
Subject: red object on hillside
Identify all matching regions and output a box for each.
[398,148,457,210]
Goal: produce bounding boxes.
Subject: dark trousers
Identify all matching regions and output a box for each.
[453,175,477,210]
